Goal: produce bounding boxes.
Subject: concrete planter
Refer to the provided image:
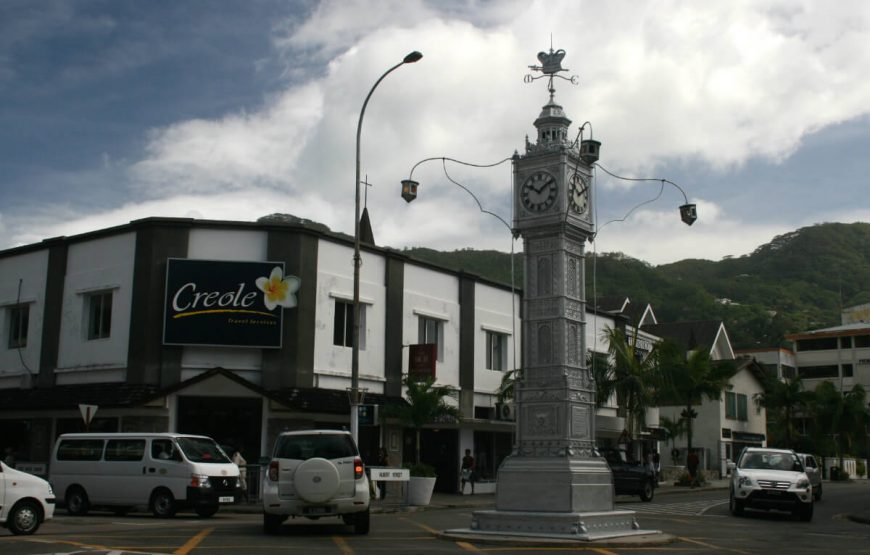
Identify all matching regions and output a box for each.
[408,476,437,506]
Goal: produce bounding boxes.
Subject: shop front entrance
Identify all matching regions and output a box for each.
[177,396,263,463]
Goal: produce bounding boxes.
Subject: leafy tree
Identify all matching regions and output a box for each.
[753,375,813,449]
[658,342,736,452]
[380,375,460,466]
[600,327,664,442]
[810,381,869,472]
[660,414,687,464]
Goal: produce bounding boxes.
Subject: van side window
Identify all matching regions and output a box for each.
[105,439,145,461]
[152,439,180,461]
[57,439,104,461]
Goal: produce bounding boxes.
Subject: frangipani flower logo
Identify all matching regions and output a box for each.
[256,266,301,310]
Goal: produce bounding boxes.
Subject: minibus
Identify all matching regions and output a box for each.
[50,433,240,518]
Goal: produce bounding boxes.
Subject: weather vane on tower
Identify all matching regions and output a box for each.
[524,41,579,98]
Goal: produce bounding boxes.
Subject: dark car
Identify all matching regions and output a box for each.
[599,448,656,502]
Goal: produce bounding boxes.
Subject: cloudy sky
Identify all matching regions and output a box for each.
[1,0,868,265]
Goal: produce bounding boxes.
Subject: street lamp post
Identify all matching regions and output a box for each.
[351,51,423,445]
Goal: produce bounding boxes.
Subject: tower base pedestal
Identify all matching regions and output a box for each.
[467,508,649,540]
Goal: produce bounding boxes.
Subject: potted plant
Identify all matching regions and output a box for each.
[382,375,460,505]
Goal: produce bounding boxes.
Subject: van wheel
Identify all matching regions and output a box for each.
[151,489,177,518]
[263,513,284,534]
[195,505,219,518]
[8,500,41,535]
[66,486,90,516]
[639,480,655,502]
[353,508,370,535]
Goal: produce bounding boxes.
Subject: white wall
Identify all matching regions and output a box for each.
[56,233,136,382]
[403,264,460,388]
[0,249,49,382]
[314,240,387,393]
[473,282,519,397]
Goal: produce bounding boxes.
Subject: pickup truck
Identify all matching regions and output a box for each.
[599,448,656,502]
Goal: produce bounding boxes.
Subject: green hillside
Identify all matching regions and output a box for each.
[403,222,870,349]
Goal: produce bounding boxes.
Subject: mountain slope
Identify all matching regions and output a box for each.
[404,222,870,349]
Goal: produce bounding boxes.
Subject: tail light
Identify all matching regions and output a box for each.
[268,460,279,482]
[354,457,364,480]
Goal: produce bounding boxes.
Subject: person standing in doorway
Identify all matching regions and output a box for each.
[375,448,390,499]
[3,447,16,468]
[231,448,248,502]
[687,449,700,488]
[460,449,475,494]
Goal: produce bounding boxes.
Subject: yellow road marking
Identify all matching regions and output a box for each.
[333,535,354,555]
[399,517,442,535]
[174,527,214,555]
[677,535,752,554]
[456,540,485,552]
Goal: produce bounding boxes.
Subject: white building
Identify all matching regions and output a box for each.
[0,216,521,491]
[643,320,768,478]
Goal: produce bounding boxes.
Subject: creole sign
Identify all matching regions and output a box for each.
[163,259,300,348]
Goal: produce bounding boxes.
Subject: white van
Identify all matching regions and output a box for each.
[1,461,56,535]
[50,433,241,518]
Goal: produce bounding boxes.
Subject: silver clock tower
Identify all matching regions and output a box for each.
[466,48,653,541]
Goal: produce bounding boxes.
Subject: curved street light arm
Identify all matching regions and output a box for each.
[352,51,422,444]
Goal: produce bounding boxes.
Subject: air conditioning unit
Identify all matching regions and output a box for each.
[496,402,515,421]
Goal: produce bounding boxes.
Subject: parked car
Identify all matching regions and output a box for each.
[795,453,822,500]
[728,447,813,521]
[1,461,55,535]
[50,433,241,518]
[262,430,370,535]
[599,448,656,502]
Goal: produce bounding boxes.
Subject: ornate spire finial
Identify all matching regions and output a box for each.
[524,45,579,99]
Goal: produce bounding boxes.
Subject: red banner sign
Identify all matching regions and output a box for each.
[408,343,437,380]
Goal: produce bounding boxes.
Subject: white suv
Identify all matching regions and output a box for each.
[796,453,822,501]
[728,447,813,521]
[262,430,370,534]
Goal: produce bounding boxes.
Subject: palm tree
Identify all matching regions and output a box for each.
[601,327,664,443]
[810,381,869,474]
[659,414,687,464]
[753,374,812,449]
[381,375,460,466]
[658,341,735,453]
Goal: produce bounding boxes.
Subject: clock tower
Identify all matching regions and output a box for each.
[466,48,652,541]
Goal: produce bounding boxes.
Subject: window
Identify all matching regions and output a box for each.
[840,336,853,349]
[842,363,854,377]
[418,316,443,361]
[7,304,29,349]
[57,439,104,461]
[781,365,797,379]
[486,331,508,371]
[855,335,870,348]
[726,392,748,421]
[334,300,352,347]
[795,337,838,351]
[798,365,839,379]
[87,291,112,340]
[105,439,145,461]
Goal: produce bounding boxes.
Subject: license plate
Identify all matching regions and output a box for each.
[303,506,332,515]
[766,490,781,496]
[219,496,235,503]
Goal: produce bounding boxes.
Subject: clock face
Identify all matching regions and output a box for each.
[521,171,558,212]
[568,172,590,214]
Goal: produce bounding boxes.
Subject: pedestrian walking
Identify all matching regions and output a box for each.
[460,449,475,494]
[687,449,700,488]
[231,448,248,501]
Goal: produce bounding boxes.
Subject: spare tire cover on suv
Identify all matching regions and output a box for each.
[293,457,341,503]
